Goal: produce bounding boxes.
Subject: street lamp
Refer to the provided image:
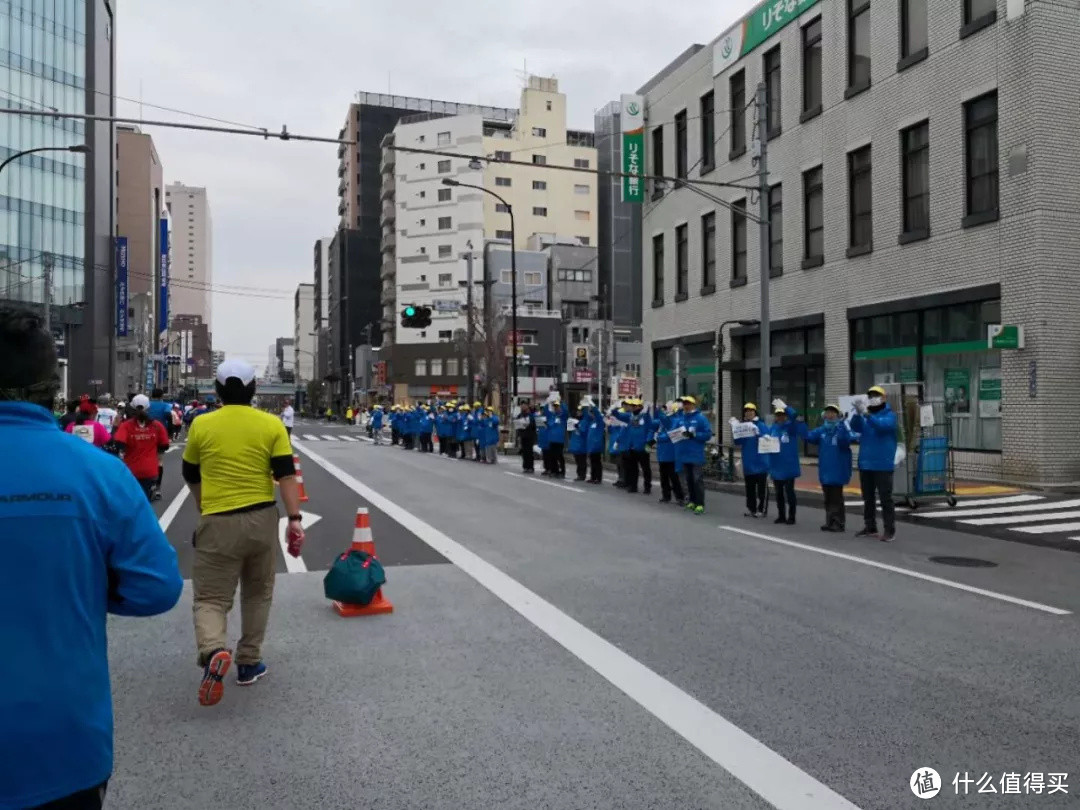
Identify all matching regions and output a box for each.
[714,318,760,435]
[0,143,89,176]
[442,177,519,405]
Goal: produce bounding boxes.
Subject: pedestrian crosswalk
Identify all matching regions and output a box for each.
[909,494,1080,544]
[298,433,365,442]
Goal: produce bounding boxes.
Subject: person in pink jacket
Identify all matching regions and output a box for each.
[65,409,111,447]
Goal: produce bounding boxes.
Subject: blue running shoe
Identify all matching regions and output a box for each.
[236,661,268,685]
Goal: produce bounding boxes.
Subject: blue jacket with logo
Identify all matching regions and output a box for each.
[805,421,854,487]
[675,409,712,466]
[766,407,807,481]
[734,419,769,476]
[569,413,588,455]
[613,408,654,453]
[585,408,606,455]
[607,412,626,455]
[849,405,898,472]
[483,414,500,448]
[371,409,384,430]
[544,403,568,446]
[418,411,433,435]
[0,402,182,810]
[654,411,682,467]
[435,412,450,438]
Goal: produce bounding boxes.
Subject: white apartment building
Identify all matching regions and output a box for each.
[294,283,316,383]
[164,183,214,328]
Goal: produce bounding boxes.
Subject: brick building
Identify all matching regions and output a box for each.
[638,0,1079,483]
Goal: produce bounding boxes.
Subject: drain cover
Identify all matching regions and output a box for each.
[929,556,998,568]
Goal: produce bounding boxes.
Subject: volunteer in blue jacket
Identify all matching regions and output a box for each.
[613,398,653,494]
[371,404,385,445]
[483,407,500,464]
[608,405,627,488]
[766,400,806,525]
[544,397,569,478]
[569,404,589,481]
[418,405,434,453]
[585,404,606,483]
[455,404,471,459]
[435,406,450,454]
[805,405,854,532]
[677,395,712,514]
[849,385,899,542]
[732,402,768,518]
[655,401,685,504]
[0,306,183,810]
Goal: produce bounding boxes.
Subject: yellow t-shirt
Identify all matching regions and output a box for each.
[182,405,293,515]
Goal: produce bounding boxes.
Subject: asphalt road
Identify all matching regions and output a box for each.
[108,422,1080,809]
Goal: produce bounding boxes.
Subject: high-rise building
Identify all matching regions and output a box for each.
[312,235,333,381]
[293,282,315,383]
[0,0,116,398]
[164,183,213,327]
[115,126,165,394]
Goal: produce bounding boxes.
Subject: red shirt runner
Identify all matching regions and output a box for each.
[114,417,170,481]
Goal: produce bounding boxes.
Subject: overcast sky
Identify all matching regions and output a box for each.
[116,0,755,373]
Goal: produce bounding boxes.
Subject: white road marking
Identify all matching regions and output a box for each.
[165,445,179,454]
[504,470,583,494]
[276,510,322,573]
[339,435,359,442]
[158,487,190,532]
[718,525,1070,616]
[962,510,1080,527]
[302,434,321,441]
[936,494,1045,508]
[296,443,863,810]
[917,498,1080,520]
[1014,521,1080,535]
[321,434,340,442]
[358,436,374,443]
[843,500,910,513]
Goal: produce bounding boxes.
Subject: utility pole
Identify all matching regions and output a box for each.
[465,248,475,404]
[42,252,52,337]
[674,344,682,400]
[755,81,772,415]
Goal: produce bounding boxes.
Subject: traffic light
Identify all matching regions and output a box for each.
[400,305,432,329]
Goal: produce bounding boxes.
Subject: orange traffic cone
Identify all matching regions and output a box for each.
[332,507,394,617]
[293,454,309,503]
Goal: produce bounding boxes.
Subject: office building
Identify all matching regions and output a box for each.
[0,0,116,398]
[114,126,165,393]
[294,282,315,383]
[164,182,213,327]
[312,235,333,381]
[163,313,211,392]
[637,0,1080,483]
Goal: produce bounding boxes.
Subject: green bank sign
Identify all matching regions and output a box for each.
[713,0,822,76]
[620,94,645,203]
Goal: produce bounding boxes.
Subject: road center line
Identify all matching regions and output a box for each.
[158,487,190,532]
[296,442,862,810]
[504,470,583,494]
[718,525,1070,616]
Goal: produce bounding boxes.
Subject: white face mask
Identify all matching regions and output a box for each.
[868,396,885,408]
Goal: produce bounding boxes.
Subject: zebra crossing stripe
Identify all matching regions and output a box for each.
[302,434,321,441]
[937,494,1044,508]
[1014,521,1080,535]
[321,435,339,441]
[919,498,1080,520]
[339,435,359,442]
[962,510,1080,527]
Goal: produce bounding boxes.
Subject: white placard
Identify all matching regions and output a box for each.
[534,415,547,427]
[731,421,758,440]
[567,418,579,432]
[513,418,528,429]
[919,405,936,428]
[757,435,781,454]
[837,395,868,416]
[667,426,688,443]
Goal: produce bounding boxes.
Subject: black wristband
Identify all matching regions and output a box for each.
[288,514,303,522]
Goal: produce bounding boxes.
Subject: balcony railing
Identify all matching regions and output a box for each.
[380,175,395,200]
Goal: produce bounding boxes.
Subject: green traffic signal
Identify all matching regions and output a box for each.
[404,306,416,317]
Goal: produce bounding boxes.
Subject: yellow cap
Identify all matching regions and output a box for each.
[680,395,697,405]
[461,404,471,411]
[743,402,757,411]
[473,401,482,408]
[774,406,785,414]
[824,403,841,413]
[868,385,886,397]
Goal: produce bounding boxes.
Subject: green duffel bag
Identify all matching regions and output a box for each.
[323,549,387,605]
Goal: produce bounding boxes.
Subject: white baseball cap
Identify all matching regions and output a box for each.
[215,358,256,386]
[131,394,150,409]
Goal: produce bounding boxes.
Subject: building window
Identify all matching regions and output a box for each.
[419,219,426,226]
[437,131,451,146]
[495,229,512,240]
[524,271,542,287]
[532,127,547,137]
[557,268,594,283]
[901,121,930,237]
[732,199,747,284]
[768,184,783,275]
[500,270,514,284]
[674,110,688,179]
[730,70,746,156]
[802,17,823,117]
[577,236,591,246]
[675,224,689,297]
[574,184,590,195]
[700,91,715,172]
[900,0,928,61]
[438,246,452,259]
[848,0,871,93]
[496,203,510,213]
[430,358,443,376]
[546,101,553,111]
[965,91,999,224]
[420,190,427,199]
[533,206,548,216]
[495,177,512,187]
[533,180,547,190]
[652,234,664,304]
[574,210,590,221]
[651,125,664,180]
[764,46,782,139]
[701,211,716,289]
[439,330,453,340]
[438,216,452,230]
[446,358,459,376]
[419,163,425,170]
[848,145,873,251]
[415,359,427,376]
[803,166,824,263]
[437,188,451,202]
[574,158,590,169]
[533,155,547,165]
[965,0,996,25]
[437,159,451,173]
[495,150,511,161]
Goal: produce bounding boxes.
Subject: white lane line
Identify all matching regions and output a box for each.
[302,434,321,441]
[158,487,190,532]
[504,470,583,494]
[719,525,1070,616]
[941,494,1045,508]
[843,501,910,513]
[165,445,180,454]
[295,443,863,810]
[321,434,340,442]
[1014,522,1080,535]
[276,510,322,573]
[917,498,1080,520]
[962,510,1080,527]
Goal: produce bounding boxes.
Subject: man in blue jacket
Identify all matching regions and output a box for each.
[569,403,589,481]
[543,396,569,478]
[766,400,807,525]
[613,398,653,494]
[732,402,768,518]
[677,395,712,514]
[371,404,385,445]
[655,401,685,504]
[0,307,183,810]
[584,404,606,483]
[806,405,854,532]
[849,385,899,542]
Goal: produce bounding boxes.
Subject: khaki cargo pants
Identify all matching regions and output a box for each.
[192,506,278,666]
